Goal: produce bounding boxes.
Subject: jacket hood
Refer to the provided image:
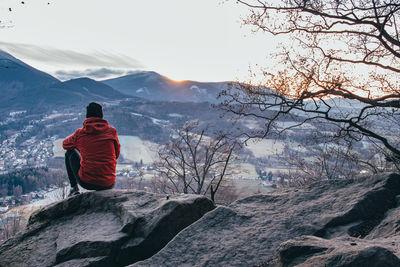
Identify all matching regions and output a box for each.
[82,117,109,134]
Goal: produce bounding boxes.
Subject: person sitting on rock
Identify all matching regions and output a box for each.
[63,102,120,196]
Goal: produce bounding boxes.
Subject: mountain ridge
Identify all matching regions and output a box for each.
[0,50,59,105]
[101,71,228,103]
[0,51,229,110]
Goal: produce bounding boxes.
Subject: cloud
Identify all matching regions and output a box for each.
[53,68,136,81]
[0,41,143,69]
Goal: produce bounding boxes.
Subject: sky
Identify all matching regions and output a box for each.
[0,0,280,82]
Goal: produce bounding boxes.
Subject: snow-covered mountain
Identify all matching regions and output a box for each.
[101,71,228,103]
[0,51,230,111]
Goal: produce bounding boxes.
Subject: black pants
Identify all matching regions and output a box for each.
[65,149,114,190]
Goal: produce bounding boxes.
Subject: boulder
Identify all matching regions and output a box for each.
[366,195,400,239]
[0,190,215,267]
[132,173,400,266]
[277,235,400,267]
[2,173,400,267]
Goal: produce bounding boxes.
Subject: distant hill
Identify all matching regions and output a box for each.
[12,78,127,107]
[0,51,230,111]
[0,50,58,87]
[101,71,228,102]
[0,50,59,106]
[2,77,129,111]
[0,51,130,111]
[43,77,127,103]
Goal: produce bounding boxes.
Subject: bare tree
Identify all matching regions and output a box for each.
[52,181,69,201]
[12,186,22,199]
[49,169,69,201]
[0,214,22,242]
[124,168,145,191]
[211,178,239,205]
[220,0,400,167]
[154,121,241,203]
[281,140,361,185]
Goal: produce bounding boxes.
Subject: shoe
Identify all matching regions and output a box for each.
[68,186,80,197]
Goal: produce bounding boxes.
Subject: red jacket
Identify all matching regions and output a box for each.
[63,117,120,187]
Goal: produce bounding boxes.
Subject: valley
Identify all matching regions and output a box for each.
[0,50,395,209]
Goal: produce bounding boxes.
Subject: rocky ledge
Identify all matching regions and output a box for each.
[0,191,215,266]
[1,173,400,267]
[133,172,400,266]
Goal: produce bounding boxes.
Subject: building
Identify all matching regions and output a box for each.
[0,206,8,213]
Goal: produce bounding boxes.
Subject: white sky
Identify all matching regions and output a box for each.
[0,0,280,82]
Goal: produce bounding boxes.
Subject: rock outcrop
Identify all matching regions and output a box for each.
[2,173,400,267]
[277,235,400,266]
[132,173,400,266]
[0,190,215,267]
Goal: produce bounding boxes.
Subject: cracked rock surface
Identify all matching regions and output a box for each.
[0,190,215,267]
[132,173,400,266]
[2,173,400,267]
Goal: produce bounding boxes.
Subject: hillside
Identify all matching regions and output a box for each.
[0,50,59,109]
[101,71,227,102]
[0,51,58,88]
[0,51,228,111]
[4,78,129,111]
[1,173,400,266]
[0,51,130,111]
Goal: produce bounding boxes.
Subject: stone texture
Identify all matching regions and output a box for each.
[366,195,400,239]
[2,173,400,267]
[0,190,215,267]
[132,173,400,266]
[277,235,400,267]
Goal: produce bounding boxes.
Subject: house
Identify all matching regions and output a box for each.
[0,206,8,213]
[262,181,276,188]
[21,194,32,203]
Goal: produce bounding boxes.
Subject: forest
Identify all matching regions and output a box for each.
[0,167,63,197]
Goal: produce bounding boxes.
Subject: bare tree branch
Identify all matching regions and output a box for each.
[154,121,241,203]
[219,0,400,163]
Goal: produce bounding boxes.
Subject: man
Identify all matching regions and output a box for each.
[63,102,120,196]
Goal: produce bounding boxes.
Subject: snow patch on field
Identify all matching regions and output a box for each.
[53,139,64,157]
[277,121,315,130]
[243,138,285,157]
[118,135,158,164]
[241,119,262,130]
[168,113,183,118]
[53,135,158,164]
[150,117,169,126]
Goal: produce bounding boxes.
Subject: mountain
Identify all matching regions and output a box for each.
[1,77,129,111]
[44,77,127,102]
[0,51,129,111]
[0,50,59,103]
[101,71,228,102]
[0,51,227,112]
[0,50,58,87]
